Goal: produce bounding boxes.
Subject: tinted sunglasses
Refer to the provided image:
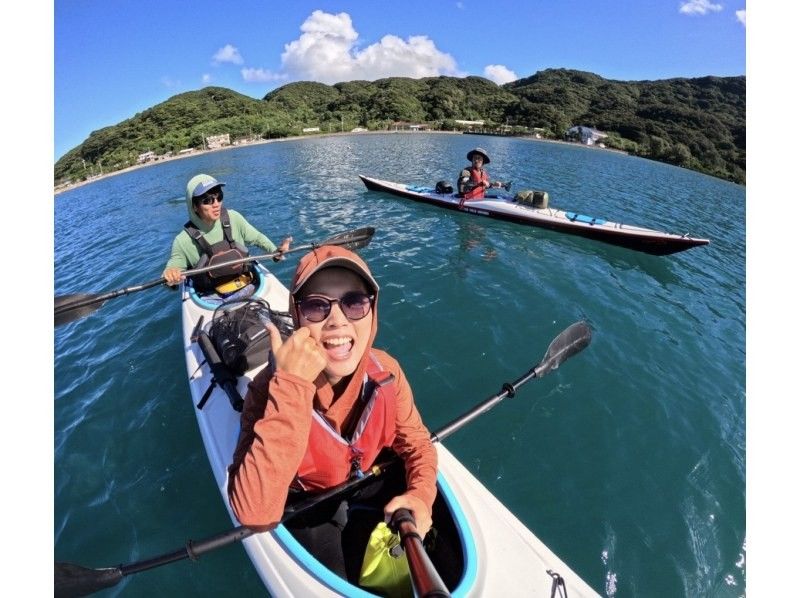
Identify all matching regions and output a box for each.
[296,292,374,323]
[198,188,223,205]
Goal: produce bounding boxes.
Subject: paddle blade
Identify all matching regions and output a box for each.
[320,226,375,251]
[55,562,123,598]
[54,294,105,327]
[535,321,592,377]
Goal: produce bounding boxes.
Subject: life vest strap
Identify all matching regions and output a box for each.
[184,207,236,256]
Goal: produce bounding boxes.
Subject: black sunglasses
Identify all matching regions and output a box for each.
[198,188,223,205]
[296,292,374,323]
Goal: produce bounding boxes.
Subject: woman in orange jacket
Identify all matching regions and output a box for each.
[228,245,437,579]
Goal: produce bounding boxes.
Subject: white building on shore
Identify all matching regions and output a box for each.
[566,125,607,146]
[205,133,230,149]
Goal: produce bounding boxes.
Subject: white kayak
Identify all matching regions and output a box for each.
[360,174,709,256]
[181,263,599,597]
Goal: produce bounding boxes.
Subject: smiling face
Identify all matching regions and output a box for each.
[295,267,374,386]
[471,154,484,168]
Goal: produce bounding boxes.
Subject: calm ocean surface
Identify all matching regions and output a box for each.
[54,133,745,597]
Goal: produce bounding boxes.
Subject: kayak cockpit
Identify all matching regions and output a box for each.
[185,263,268,310]
[278,460,474,596]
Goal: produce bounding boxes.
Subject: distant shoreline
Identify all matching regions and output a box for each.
[53,130,625,196]
[54,133,325,196]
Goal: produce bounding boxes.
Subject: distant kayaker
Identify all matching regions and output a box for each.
[457,147,505,204]
[228,245,437,580]
[162,173,291,294]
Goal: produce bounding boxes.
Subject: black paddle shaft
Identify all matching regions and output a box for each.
[54,528,256,598]
[123,526,255,575]
[54,226,375,326]
[432,320,592,442]
[391,508,450,597]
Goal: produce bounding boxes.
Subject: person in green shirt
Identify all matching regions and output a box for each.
[162,173,291,292]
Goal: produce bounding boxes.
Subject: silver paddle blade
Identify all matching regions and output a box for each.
[321,226,375,250]
[535,321,592,378]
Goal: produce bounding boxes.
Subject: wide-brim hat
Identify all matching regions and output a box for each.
[466,147,490,164]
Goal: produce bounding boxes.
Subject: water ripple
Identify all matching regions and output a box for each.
[55,133,744,597]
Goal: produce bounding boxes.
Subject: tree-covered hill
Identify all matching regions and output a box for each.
[55,69,745,185]
[505,69,745,182]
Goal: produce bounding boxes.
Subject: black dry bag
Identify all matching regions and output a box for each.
[208,298,273,376]
[435,180,453,194]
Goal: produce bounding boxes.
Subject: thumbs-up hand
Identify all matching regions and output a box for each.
[267,322,327,383]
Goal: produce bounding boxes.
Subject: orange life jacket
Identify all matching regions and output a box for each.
[293,353,397,491]
[462,167,489,200]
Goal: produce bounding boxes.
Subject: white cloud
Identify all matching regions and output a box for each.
[280,10,460,83]
[202,73,212,84]
[484,64,517,85]
[212,44,244,65]
[241,68,287,83]
[679,0,723,15]
[736,9,745,26]
[160,76,181,88]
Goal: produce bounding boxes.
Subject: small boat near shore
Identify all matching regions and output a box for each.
[359,175,709,256]
[179,263,600,597]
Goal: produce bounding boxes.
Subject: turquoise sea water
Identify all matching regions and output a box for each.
[54,133,745,596]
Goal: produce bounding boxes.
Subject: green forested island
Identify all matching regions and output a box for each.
[55,69,745,185]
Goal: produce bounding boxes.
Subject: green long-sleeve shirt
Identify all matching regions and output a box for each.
[165,209,278,270]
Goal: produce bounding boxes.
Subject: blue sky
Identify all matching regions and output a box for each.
[54,0,745,160]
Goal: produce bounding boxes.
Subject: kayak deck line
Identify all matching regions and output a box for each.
[359,175,709,256]
[180,264,600,597]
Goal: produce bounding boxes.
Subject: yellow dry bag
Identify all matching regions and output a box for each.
[358,522,412,598]
[213,271,254,295]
